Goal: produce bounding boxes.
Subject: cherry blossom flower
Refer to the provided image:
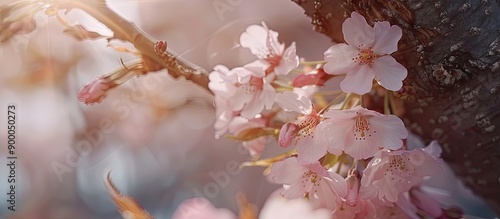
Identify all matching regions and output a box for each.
[268,157,347,211]
[323,12,407,95]
[78,76,115,105]
[172,197,236,219]
[275,91,340,164]
[209,64,275,119]
[240,22,299,76]
[361,147,442,202]
[315,106,408,159]
[259,190,331,219]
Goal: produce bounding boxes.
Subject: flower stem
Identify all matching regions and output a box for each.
[318,92,347,114]
[384,92,391,115]
[300,60,326,66]
[240,149,297,168]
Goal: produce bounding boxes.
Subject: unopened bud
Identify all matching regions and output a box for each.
[278,122,299,148]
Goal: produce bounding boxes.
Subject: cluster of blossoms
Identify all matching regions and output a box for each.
[203,12,455,219]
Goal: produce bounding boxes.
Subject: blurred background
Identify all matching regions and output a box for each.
[0,0,497,218]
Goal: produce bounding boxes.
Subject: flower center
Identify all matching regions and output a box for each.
[354,48,376,65]
[265,55,282,74]
[302,170,321,187]
[239,77,263,94]
[295,113,321,139]
[353,113,372,140]
[388,155,414,178]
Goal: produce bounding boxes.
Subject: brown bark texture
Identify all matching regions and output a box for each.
[292,0,500,214]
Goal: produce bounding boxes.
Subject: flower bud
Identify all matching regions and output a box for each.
[278,122,299,148]
[345,169,361,207]
[78,77,114,105]
[409,188,443,218]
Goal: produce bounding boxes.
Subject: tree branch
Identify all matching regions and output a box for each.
[47,0,211,93]
[292,0,500,214]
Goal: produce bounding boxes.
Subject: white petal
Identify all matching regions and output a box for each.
[372,56,407,91]
[369,115,408,150]
[323,43,358,75]
[342,12,375,48]
[274,42,299,75]
[240,22,283,58]
[340,65,375,95]
[243,60,268,78]
[372,21,402,55]
[275,91,312,114]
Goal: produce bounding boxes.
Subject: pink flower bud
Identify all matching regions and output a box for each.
[78,77,114,105]
[345,169,361,207]
[409,188,443,218]
[291,68,331,87]
[278,122,299,148]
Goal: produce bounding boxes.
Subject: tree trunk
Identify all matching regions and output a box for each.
[292,0,500,214]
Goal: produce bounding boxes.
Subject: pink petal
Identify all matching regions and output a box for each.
[340,65,375,95]
[369,115,408,150]
[409,149,442,176]
[372,21,402,55]
[314,120,348,155]
[240,94,263,118]
[275,91,312,114]
[261,82,277,108]
[329,172,348,198]
[424,140,442,159]
[323,43,358,75]
[274,42,299,75]
[268,157,306,184]
[296,137,327,164]
[360,155,389,187]
[343,135,380,159]
[372,55,407,91]
[278,122,300,148]
[312,179,340,211]
[409,188,443,218]
[342,12,375,48]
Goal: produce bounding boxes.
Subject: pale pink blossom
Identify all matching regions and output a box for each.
[171,197,236,219]
[315,106,408,159]
[229,116,268,158]
[259,190,331,219]
[267,157,347,211]
[361,147,442,202]
[323,12,407,95]
[78,76,115,105]
[240,22,299,76]
[275,91,339,164]
[209,64,275,119]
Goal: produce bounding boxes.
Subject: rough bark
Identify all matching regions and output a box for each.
[292,0,500,214]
